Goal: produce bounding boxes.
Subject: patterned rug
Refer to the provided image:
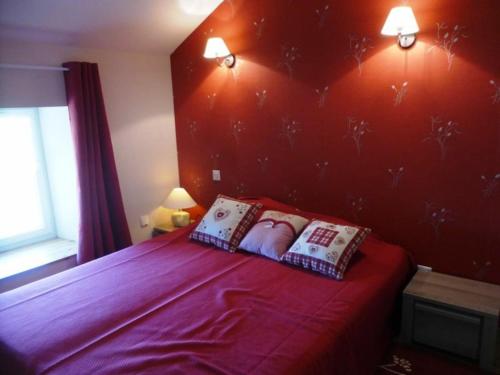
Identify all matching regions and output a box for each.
[376,343,488,375]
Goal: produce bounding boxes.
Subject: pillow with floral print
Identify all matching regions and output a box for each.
[281,220,371,280]
[189,194,262,252]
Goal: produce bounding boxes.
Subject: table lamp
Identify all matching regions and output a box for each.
[163,187,197,227]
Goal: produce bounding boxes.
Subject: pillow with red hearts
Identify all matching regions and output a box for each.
[189,194,262,252]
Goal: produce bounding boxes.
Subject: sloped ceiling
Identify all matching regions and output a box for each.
[0,0,224,54]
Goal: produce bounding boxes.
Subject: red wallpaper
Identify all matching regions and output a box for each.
[171,0,500,284]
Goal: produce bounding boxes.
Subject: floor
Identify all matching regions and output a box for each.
[0,238,76,279]
[377,343,493,375]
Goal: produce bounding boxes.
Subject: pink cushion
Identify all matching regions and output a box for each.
[239,210,309,260]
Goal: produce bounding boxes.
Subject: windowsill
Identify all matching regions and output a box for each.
[0,238,76,280]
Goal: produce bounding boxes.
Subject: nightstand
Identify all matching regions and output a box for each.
[400,270,500,372]
[152,224,180,237]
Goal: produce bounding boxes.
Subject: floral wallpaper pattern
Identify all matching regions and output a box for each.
[427,23,467,71]
[171,0,500,284]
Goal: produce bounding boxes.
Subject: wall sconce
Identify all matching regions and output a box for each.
[381,6,419,49]
[203,37,236,68]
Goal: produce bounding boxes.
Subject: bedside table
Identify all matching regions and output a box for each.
[152,224,180,237]
[400,270,500,372]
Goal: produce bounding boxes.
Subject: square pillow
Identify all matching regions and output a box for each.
[281,220,371,280]
[239,210,309,261]
[189,194,262,252]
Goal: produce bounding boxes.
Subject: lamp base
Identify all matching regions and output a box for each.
[171,210,191,227]
[224,54,236,68]
[398,34,416,49]
[216,54,236,68]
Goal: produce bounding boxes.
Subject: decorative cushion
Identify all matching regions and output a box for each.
[189,194,262,252]
[239,210,309,261]
[281,220,371,280]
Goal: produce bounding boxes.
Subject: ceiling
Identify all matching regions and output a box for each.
[0,0,223,55]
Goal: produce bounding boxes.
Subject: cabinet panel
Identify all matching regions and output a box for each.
[413,301,481,360]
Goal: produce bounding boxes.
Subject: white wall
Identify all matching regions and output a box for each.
[0,40,179,243]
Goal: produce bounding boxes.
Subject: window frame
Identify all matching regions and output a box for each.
[0,108,56,252]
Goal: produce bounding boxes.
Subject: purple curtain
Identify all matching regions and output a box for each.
[63,62,132,264]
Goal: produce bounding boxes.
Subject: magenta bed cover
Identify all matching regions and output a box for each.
[0,211,411,375]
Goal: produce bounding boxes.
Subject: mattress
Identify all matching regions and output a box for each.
[0,200,412,374]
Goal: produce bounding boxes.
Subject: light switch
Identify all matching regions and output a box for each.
[140,215,150,228]
[212,169,221,181]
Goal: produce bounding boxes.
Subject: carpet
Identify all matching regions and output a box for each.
[377,343,490,375]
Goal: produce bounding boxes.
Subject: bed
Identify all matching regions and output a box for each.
[0,198,412,374]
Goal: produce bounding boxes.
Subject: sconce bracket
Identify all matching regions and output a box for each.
[223,54,236,68]
[215,54,236,68]
[398,34,416,49]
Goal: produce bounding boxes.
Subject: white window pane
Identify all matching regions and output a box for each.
[0,112,45,239]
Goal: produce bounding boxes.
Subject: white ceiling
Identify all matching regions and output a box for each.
[0,0,223,55]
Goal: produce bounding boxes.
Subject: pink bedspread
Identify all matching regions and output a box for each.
[0,211,411,374]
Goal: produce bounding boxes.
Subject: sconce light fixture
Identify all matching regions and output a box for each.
[381,6,419,49]
[203,37,236,68]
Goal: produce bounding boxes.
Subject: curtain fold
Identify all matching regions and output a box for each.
[63,62,132,264]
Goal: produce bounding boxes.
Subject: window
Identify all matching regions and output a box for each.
[0,109,56,251]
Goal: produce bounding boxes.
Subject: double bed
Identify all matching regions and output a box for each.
[0,198,412,374]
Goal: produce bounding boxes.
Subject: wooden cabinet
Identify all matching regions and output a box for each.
[151,225,179,237]
[400,270,500,372]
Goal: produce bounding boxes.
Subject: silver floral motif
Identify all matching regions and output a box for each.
[315,161,330,181]
[315,86,329,108]
[185,61,195,80]
[423,116,461,161]
[284,187,299,203]
[280,116,301,149]
[423,202,452,240]
[347,195,365,221]
[225,0,235,18]
[388,167,405,188]
[230,120,245,144]
[278,44,300,79]
[379,355,413,374]
[253,17,265,39]
[348,34,372,76]
[187,119,198,141]
[489,80,500,104]
[427,23,467,71]
[235,182,247,195]
[315,4,330,28]
[344,116,371,156]
[480,173,500,198]
[210,153,221,169]
[203,28,214,38]
[256,89,268,109]
[257,156,270,173]
[391,81,408,106]
[191,176,202,195]
[207,92,217,110]
[230,58,244,82]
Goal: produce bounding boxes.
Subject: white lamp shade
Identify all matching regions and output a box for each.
[163,188,197,209]
[204,37,231,59]
[381,6,419,36]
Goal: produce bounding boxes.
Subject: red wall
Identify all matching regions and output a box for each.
[171,0,500,284]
